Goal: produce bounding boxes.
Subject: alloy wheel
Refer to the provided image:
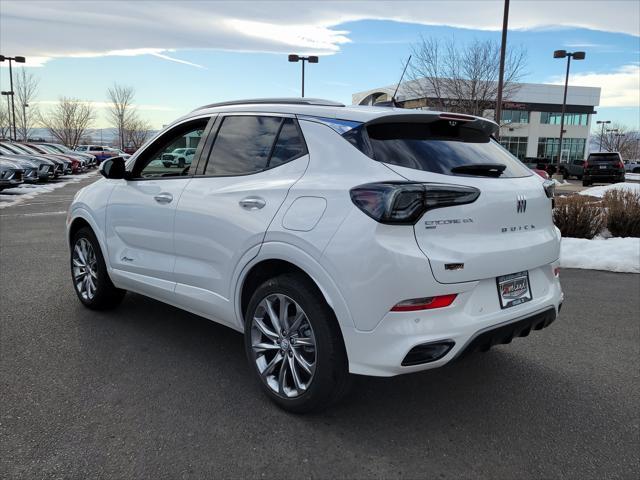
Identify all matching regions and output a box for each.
[250,294,317,398]
[72,238,98,300]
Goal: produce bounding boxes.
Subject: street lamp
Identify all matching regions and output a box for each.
[288,54,319,97]
[22,103,29,141]
[1,91,14,140]
[553,50,585,176]
[596,120,611,152]
[0,55,26,141]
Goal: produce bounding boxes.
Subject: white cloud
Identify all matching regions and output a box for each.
[0,1,637,67]
[548,64,640,107]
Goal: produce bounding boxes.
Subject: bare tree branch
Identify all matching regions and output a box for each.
[593,123,640,159]
[0,102,11,139]
[406,36,527,117]
[124,115,153,150]
[38,97,95,148]
[14,68,40,141]
[107,83,136,150]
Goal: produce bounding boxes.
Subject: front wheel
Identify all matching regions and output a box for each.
[244,273,351,413]
[71,227,126,310]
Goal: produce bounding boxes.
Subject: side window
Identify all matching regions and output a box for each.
[93,146,103,152]
[134,119,208,178]
[204,116,281,176]
[268,118,307,168]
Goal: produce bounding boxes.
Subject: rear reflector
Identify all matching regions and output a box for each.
[391,294,457,312]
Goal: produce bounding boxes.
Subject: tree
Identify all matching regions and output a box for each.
[14,68,40,141]
[405,36,527,117]
[0,103,11,139]
[593,123,640,160]
[39,97,95,148]
[107,83,136,150]
[124,116,153,150]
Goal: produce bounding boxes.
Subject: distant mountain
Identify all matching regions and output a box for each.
[28,127,158,146]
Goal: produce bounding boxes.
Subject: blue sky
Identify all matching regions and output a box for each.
[1,1,639,129]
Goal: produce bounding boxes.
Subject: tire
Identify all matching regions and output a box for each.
[582,178,591,187]
[562,171,569,180]
[178,158,185,168]
[244,273,351,413]
[633,168,640,173]
[70,227,125,310]
[577,175,583,180]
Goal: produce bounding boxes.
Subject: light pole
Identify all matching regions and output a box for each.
[288,54,319,97]
[553,50,585,176]
[614,133,625,152]
[495,0,510,129]
[596,120,611,151]
[1,91,14,140]
[0,55,26,141]
[22,102,29,141]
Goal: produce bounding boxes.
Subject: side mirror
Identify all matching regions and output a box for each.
[100,156,126,179]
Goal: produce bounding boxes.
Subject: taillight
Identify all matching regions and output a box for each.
[583,161,589,168]
[618,161,624,169]
[350,182,480,225]
[391,294,458,312]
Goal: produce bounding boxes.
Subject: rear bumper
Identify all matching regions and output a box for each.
[341,263,563,377]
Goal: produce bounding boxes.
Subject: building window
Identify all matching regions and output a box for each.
[499,136,528,160]
[540,112,589,126]
[537,137,586,161]
[501,110,529,124]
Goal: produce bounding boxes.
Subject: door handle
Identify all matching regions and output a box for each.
[154,192,173,204]
[239,197,266,210]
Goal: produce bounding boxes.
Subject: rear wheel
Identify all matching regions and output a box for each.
[582,178,591,187]
[244,273,351,413]
[71,227,125,310]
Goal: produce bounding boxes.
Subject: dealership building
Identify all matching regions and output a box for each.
[353,81,601,162]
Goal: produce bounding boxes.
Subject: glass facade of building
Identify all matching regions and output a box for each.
[501,109,529,124]
[540,112,589,125]
[537,137,586,161]
[499,136,528,160]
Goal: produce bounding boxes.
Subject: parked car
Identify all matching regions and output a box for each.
[0,145,55,181]
[530,167,549,180]
[75,145,118,164]
[0,158,24,190]
[524,158,557,176]
[35,143,97,167]
[68,99,562,412]
[0,141,66,177]
[104,147,131,160]
[582,152,625,186]
[559,159,585,180]
[161,147,196,168]
[0,154,39,183]
[24,143,84,173]
[624,159,640,174]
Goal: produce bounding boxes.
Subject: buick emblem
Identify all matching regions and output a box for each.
[516,195,527,213]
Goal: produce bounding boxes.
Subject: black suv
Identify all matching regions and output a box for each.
[582,152,625,186]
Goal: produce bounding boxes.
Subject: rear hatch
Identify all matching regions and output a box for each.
[585,153,623,175]
[346,115,559,284]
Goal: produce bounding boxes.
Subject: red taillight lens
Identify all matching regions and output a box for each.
[350,182,480,225]
[554,267,560,277]
[583,161,588,168]
[391,294,458,312]
[618,161,624,169]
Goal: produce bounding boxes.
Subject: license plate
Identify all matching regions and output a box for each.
[599,165,607,169]
[496,271,532,309]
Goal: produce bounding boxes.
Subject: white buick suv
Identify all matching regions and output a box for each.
[67,99,563,412]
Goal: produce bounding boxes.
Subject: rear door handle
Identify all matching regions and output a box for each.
[154,192,173,204]
[239,197,266,210]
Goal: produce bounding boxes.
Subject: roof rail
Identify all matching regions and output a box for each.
[193,98,345,111]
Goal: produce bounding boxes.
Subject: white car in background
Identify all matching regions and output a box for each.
[161,147,196,168]
[67,98,563,412]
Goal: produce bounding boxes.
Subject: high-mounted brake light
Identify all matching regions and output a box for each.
[391,294,458,312]
[350,182,480,225]
[438,113,475,122]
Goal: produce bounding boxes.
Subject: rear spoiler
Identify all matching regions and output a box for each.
[365,113,499,138]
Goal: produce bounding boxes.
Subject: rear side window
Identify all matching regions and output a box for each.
[204,116,306,176]
[347,121,532,178]
[587,153,620,163]
[268,119,307,168]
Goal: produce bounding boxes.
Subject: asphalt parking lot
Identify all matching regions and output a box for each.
[1,176,638,479]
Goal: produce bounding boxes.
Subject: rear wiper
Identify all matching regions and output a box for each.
[451,163,506,177]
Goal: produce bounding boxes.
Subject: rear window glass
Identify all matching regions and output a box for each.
[346,121,532,178]
[587,153,620,163]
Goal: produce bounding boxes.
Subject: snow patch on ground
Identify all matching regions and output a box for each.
[550,179,570,186]
[561,237,640,273]
[0,171,98,209]
[578,182,640,198]
[625,173,640,181]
